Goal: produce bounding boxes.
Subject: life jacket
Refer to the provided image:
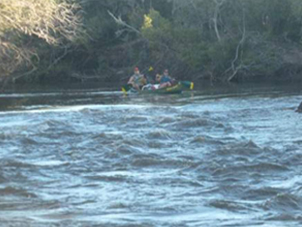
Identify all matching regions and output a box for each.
[133,74,145,85]
[160,75,172,83]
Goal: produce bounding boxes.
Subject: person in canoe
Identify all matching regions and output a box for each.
[156,69,174,88]
[127,67,146,90]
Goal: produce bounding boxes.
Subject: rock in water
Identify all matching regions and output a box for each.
[296,102,302,113]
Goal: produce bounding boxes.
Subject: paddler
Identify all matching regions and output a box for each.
[127,67,146,90]
[157,69,174,88]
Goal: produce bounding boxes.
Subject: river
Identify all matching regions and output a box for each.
[0,82,302,227]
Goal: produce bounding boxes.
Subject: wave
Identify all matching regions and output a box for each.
[208,199,256,213]
[146,129,172,140]
[265,213,302,221]
[0,186,37,198]
[0,104,150,115]
[262,193,302,212]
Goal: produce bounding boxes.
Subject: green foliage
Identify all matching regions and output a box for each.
[3,0,302,84]
[173,29,209,69]
[142,9,172,42]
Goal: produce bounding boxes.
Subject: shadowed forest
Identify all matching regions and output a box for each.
[2,0,302,86]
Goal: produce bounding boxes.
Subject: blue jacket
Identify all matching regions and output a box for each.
[160,75,172,83]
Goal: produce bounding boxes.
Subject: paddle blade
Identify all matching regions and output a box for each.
[121,84,132,94]
[190,82,194,90]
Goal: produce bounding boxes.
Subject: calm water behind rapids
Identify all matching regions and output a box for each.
[0,83,302,227]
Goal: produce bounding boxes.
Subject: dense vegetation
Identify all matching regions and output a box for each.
[2,0,302,85]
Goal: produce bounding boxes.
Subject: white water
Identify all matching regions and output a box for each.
[0,83,302,227]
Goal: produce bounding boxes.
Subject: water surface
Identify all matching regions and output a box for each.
[0,82,302,226]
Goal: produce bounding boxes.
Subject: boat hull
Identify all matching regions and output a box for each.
[122,81,194,95]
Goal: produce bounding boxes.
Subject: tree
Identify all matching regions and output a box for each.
[0,0,85,82]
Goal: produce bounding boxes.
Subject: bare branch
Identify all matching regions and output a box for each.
[108,10,141,35]
[228,5,246,82]
[213,0,225,43]
[0,0,85,80]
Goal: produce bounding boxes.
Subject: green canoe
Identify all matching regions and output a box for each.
[121,81,194,95]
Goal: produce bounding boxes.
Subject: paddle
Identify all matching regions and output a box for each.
[121,83,133,95]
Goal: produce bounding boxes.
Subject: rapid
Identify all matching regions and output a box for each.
[0,83,302,227]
